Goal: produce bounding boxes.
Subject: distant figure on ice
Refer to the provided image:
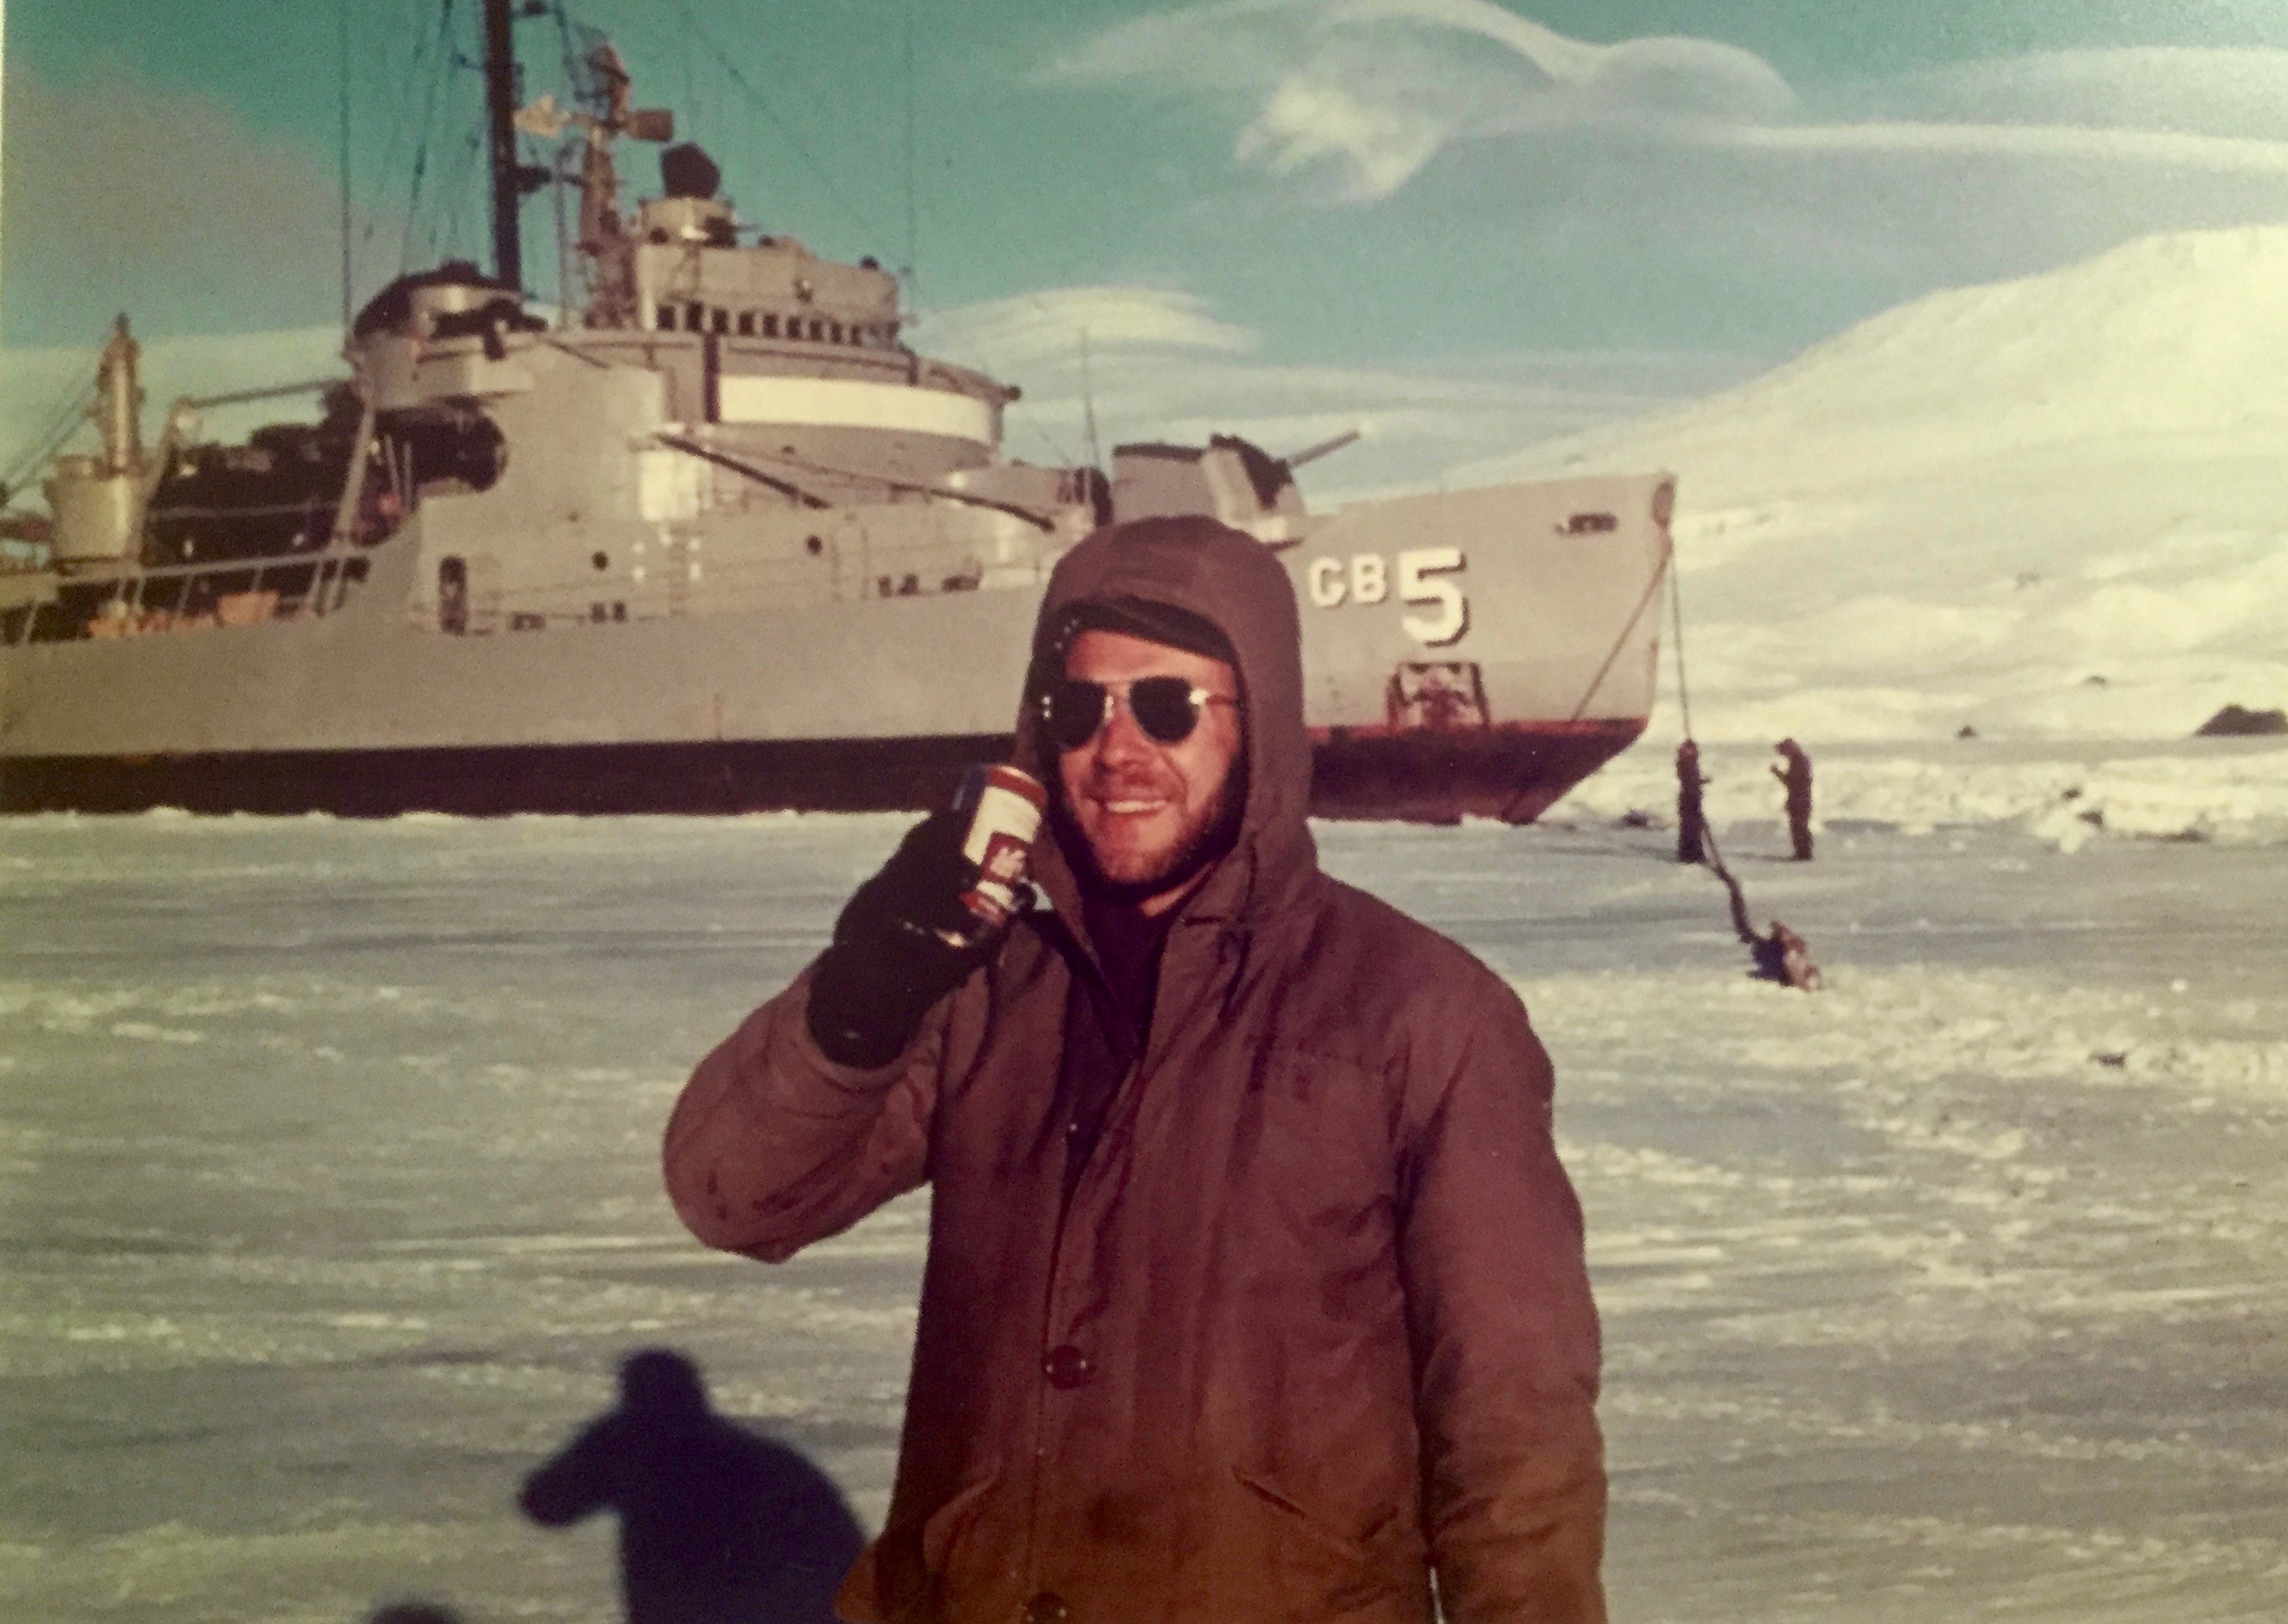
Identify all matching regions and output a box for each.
[1675,739,1709,864]
[1714,860,1823,991]
[519,1348,865,1624]
[1771,738,1814,861]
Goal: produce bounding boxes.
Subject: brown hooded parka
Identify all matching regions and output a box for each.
[664,516,1606,1623]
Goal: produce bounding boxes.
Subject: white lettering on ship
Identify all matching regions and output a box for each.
[1305,548,1468,647]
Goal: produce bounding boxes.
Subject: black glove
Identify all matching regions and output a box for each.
[804,810,1012,1068]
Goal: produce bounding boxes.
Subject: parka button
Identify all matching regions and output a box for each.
[1043,1345,1092,1389]
[1023,1589,1069,1623]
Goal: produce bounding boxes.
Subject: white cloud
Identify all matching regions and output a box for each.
[1052,0,1788,199]
[914,285,1258,365]
[1054,2,2288,204]
[1234,75,1445,200]
[920,281,1753,497]
[1056,1,1785,198]
[1867,48,2288,144]
[1717,117,2288,176]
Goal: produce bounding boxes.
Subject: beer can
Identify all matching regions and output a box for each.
[953,763,1046,930]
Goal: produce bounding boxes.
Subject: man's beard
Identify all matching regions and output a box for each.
[1055,763,1247,910]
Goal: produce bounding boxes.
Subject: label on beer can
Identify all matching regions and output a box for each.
[955,763,1045,930]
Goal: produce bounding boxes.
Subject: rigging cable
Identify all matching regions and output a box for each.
[903,0,918,281]
[359,0,437,276]
[2,377,100,496]
[660,0,891,247]
[1490,509,1675,823]
[339,0,355,333]
[398,0,463,272]
[1564,522,1673,730]
[544,0,591,318]
[1669,537,1696,743]
[1658,517,1817,987]
[365,0,437,198]
[430,124,490,266]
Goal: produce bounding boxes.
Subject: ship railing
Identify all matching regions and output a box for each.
[144,497,340,523]
[407,534,1034,633]
[0,545,377,647]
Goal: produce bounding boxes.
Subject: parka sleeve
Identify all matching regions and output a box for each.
[663,960,946,1263]
[1397,982,1606,1624]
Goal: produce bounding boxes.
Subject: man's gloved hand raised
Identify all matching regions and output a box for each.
[805,810,1017,1068]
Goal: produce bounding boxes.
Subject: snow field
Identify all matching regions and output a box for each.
[2,810,2283,1622]
[1526,956,2287,1622]
[1550,738,2288,851]
[1464,228,2288,746]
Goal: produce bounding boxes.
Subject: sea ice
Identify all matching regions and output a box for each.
[1,801,2282,1622]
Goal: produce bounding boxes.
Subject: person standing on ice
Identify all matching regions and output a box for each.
[664,515,1606,1623]
[1772,738,1814,861]
[1675,739,1710,864]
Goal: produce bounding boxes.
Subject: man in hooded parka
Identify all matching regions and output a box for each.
[664,516,1606,1623]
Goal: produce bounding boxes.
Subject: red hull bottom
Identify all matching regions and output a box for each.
[1308,718,1646,824]
[0,720,1644,823]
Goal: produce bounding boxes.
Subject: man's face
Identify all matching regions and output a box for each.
[1053,629,1245,913]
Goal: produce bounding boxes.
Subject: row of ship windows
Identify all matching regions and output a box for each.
[655,304,894,347]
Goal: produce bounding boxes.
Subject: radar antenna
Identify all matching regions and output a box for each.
[1080,328,1104,474]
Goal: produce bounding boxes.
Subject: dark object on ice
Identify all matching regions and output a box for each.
[520,1348,866,1624]
[2195,703,2288,737]
[1757,921,1823,990]
[1956,724,1978,739]
[2082,673,2110,687]
[1770,738,1813,861]
[368,1605,464,1624]
[1712,855,1821,991]
[1675,739,1709,864]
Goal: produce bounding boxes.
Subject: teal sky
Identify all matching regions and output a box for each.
[8,0,2288,478]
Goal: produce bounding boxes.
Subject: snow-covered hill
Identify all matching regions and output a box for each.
[1464,228,2288,743]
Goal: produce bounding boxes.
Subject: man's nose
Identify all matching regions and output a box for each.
[1093,696,1155,764]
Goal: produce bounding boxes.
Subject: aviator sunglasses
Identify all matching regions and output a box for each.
[1039,677,1240,751]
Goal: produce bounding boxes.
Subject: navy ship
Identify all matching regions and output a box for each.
[0,2,1673,822]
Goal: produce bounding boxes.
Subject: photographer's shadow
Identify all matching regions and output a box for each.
[521,1349,865,1624]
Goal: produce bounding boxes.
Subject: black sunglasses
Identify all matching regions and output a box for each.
[1039,677,1239,751]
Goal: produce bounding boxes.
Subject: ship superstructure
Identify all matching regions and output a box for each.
[0,2,1672,820]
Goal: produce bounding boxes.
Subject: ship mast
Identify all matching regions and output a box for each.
[483,0,524,290]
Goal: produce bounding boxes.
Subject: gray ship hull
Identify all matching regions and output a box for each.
[1,24,1672,824]
[0,474,1671,821]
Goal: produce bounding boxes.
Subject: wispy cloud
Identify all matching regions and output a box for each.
[1052,0,1783,200]
[1860,48,2288,144]
[1713,119,2288,175]
[920,282,1753,496]
[1053,1,2288,202]
[914,285,1259,364]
